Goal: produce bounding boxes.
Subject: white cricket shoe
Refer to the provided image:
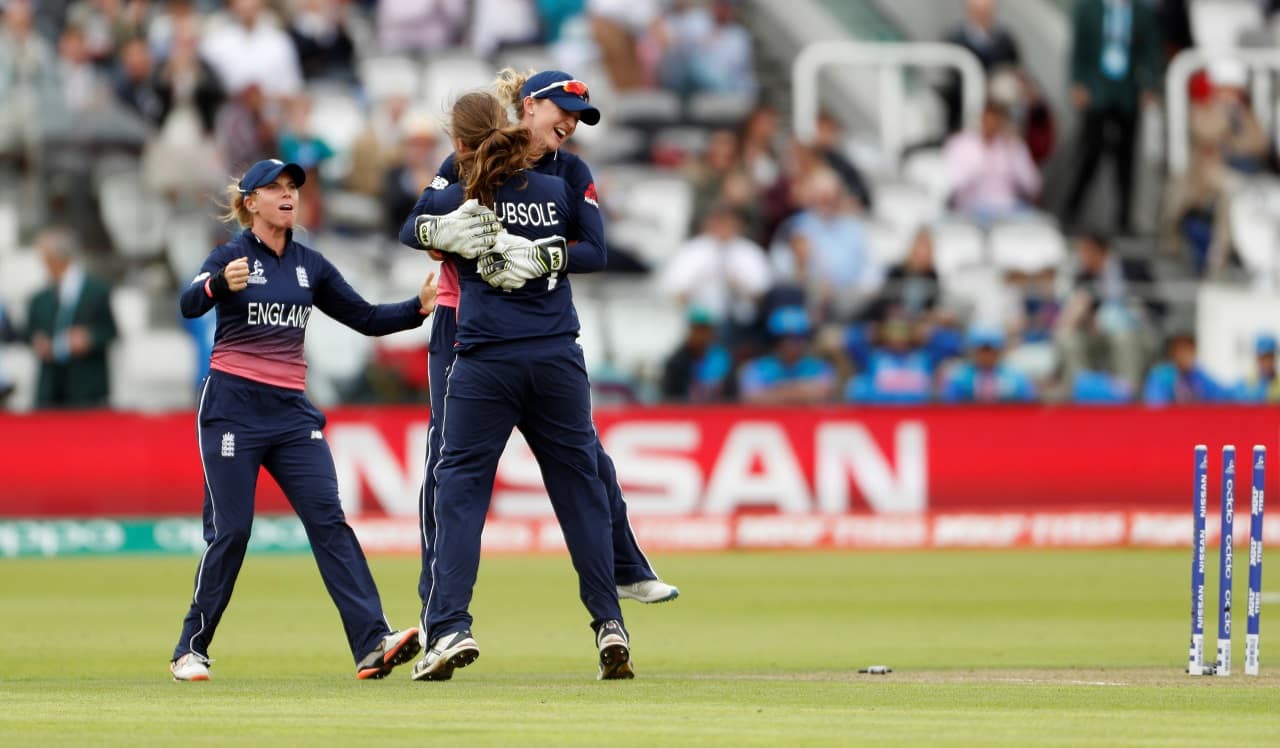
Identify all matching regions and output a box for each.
[411,630,480,681]
[356,627,421,680]
[596,620,634,680]
[617,579,680,604]
[170,652,211,682]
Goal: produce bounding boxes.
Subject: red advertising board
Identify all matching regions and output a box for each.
[2,405,1279,520]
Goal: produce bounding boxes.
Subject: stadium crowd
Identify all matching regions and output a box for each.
[1,0,1279,410]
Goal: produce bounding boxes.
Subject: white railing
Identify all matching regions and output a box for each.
[1166,47,1280,176]
[792,41,986,164]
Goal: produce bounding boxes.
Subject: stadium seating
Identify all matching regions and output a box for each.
[108,331,197,411]
[109,287,151,340]
[1190,0,1264,50]
[97,169,170,261]
[419,54,494,114]
[988,216,1068,275]
[1228,177,1280,289]
[359,56,420,102]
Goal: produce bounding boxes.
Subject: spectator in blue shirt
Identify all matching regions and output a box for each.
[1142,330,1227,405]
[847,318,934,405]
[661,307,734,403]
[1235,333,1280,403]
[940,326,1037,403]
[739,306,836,404]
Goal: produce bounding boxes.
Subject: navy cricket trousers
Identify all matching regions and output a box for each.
[425,337,622,641]
[417,308,655,636]
[173,371,391,663]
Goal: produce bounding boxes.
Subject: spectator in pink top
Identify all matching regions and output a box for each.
[943,101,1041,225]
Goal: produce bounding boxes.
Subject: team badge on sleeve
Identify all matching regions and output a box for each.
[584,182,599,208]
[429,176,449,191]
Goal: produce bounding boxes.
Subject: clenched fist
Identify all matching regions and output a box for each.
[223,257,250,292]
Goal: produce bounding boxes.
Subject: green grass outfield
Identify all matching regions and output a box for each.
[2,550,1277,746]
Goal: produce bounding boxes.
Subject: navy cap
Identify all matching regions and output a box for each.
[521,70,601,126]
[239,159,306,194]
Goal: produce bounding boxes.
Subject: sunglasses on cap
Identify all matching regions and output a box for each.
[528,79,590,102]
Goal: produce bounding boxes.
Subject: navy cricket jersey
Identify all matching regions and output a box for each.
[180,229,425,390]
[428,172,593,349]
[399,149,606,274]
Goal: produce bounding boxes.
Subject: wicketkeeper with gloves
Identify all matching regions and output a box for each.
[403,90,637,681]
[399,70,678,680]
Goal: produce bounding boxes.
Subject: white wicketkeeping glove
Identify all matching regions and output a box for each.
[477,232,568,291]
[413,198,501,259]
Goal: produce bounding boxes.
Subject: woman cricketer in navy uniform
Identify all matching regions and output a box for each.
[400,69,677,658]
[168,159,433,682]
[410,91,634,681]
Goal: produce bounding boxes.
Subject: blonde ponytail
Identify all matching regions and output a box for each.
[220,180,252,227]
[491,67,536,119]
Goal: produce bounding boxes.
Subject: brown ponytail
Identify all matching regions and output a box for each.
[451,91,538,208]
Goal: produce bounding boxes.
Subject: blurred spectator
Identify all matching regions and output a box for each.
[658,203,771,342]
[846,318,934,405]
[25,227,117,409]
[940,326,1036,403]
[813,112,873,212]
[1235,333,1280,403]
[940,0,1021,134]
[0,305,16,405]
[471,0,541,58]
[378,0,469,55]
[58,23,112,113]
[349,93,411,198]
[686,128,761,238]
[382,113,444,237]
[0,0,59,162]
[1142,330,1228,405]
[143,22,225,199]
[278,94,333,227]
[147,0,202,62]
[1054,233,1145,388]
[215,82,275,175]
[589,0,661,90]
[661,307,733,402]
[113,37,164,126]
[738,306,836,404]
[657,0,756,97]
[1070,367,1134,403]
[943,100,1040,223]
[1162,60,1269,276]
[1155,0,1193,63]
[154,22,224,135]
[68,0,148,65]
[739,102,781,189]
[288,0,356,83]
[772,169,882,322]
[865,228,943,325]
[201,0,303,99]
[1063,0,1160,234]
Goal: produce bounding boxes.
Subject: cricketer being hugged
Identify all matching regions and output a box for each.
[399,71,678,681]
[405,91,638,682]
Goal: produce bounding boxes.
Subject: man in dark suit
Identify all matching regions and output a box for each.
[25,227,117,408]
[941,0,1023,134]
[1063,0,1160,234]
